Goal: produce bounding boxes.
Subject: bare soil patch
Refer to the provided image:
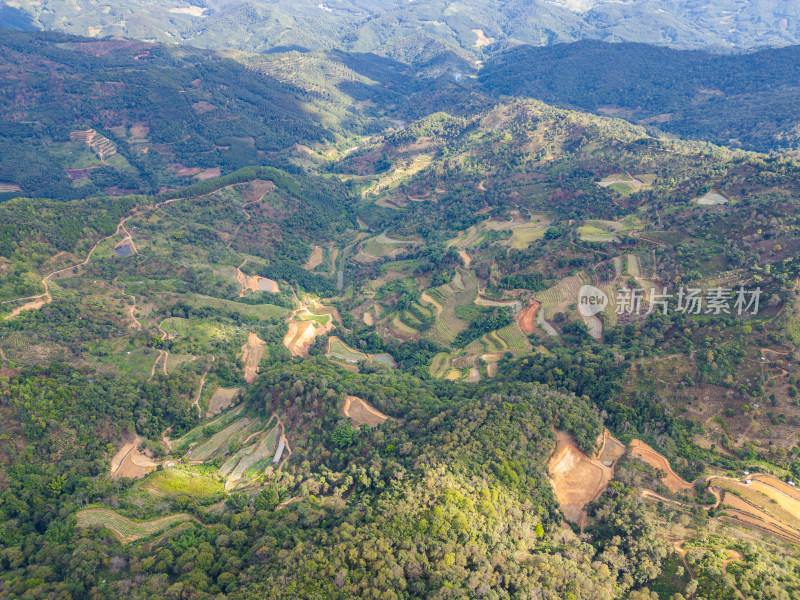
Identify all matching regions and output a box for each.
[304,245,323,270]
[110,436,157,480]
[241,332,266,383]
[343,395,390,428]
[283,320,316,356]
[629,440,692,492]
[596,429,626,466]
[548,430,613,529]
[472,29,493,47]
[516,300,542,334]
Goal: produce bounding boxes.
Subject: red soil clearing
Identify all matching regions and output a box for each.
[516,300,542,334]
[110,436,157,480]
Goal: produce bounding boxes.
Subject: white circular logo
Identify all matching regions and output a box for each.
[578,285,608,316]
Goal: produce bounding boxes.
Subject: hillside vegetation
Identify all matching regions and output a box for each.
[3,29,800,600]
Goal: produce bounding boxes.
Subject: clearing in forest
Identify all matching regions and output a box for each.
[283,320,317,356]
[327,336,368,363]
[326,336,397,367]
[578,220,624,243]
[206,387,240,417]
[629,440,693,492]
[237,268,279,295]
[474,295,522,313]
[343,395,390,428]
[694,190,730,205]
[110,436,157,480]
[472,28,494,47]
[548,430,614,530]
[241,332,266,383]
[596,429,626,466]
[303,245,323,270]
[596,172,651,195]
[76,509,194,543]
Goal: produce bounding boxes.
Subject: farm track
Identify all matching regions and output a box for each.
[191,357,215,411]
[148,350,168,381]
[4,180,273,319]
[629,440,693,492]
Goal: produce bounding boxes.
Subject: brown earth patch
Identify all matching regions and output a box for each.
[196,167,221,181]
[283,321,317,356]
[241,332,266,383]
[596,429,626,466]
[191,101,216,114]
[237,268,279,295]
[548,430,613,530]
[516,300,542,334]
[629,439,693,492]
[110,436,157,480]
[343,395,390,428]
[303,245,323,270]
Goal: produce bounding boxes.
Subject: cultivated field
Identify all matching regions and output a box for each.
[303,245,323,270]
[76,509,195,543]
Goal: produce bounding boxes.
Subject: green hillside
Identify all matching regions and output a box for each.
[3,28,800,600]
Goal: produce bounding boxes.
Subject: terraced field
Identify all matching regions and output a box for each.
[188,418,254,462]
[535,272,593,320]
[362,233,416,258]
[578,220,621,242]
[426,268,479,346]
[172,405,245,452]
[710,475,800,541]
[225,425,280,488]
[76,509,196,543]
[430,352,452,378]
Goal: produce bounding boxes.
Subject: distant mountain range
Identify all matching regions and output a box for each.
[3,0,800,59]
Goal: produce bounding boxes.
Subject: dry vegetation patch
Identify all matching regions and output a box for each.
[207,387,240,417]
[342,395,390,428]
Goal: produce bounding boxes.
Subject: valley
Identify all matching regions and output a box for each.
[2,24,800,600]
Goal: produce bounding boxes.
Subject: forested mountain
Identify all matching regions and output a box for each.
[3,21,800,600]
[5,0,800,58]
[481,41,800,151]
